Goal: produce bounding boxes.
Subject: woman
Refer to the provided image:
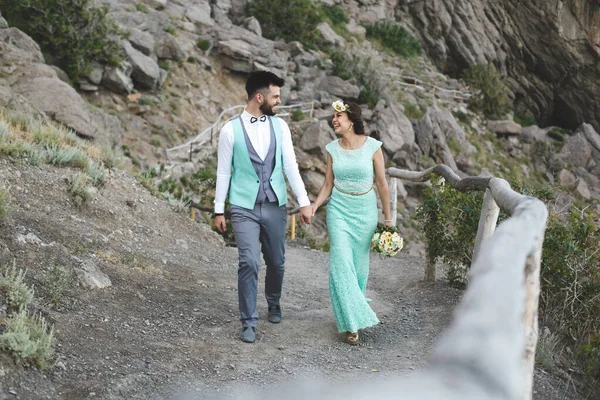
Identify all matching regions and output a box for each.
[311,100,393,345]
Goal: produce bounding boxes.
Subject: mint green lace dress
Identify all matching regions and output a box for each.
[325,137,381,333]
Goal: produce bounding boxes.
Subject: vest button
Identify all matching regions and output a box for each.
[256,180,259,183]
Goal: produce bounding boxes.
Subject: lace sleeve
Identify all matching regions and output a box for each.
[370,137,383,156]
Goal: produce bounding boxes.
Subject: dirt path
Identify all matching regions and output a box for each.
[0,159,581,399]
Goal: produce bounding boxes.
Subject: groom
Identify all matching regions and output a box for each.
[213,71,313,343]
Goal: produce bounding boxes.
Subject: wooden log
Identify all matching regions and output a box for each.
[432,194,547,400]
[389,177,397,225]
[472,189,500,262]
[523,244,543,400]
[290,214,296,240]
[387,166,492,192]
[424,253,435,281]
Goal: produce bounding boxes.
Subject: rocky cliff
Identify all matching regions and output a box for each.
[398,0,600,130]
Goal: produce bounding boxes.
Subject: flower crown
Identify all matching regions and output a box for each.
[332,100,350,113]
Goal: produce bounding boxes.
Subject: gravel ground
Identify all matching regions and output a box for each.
[0,159,583,399]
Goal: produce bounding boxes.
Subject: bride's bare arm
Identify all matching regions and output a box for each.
[312,153,334,213]
[373,148,392,224]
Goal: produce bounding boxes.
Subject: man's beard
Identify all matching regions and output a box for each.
[260,101,276,116]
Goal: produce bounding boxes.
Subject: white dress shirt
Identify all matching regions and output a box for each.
[214,110,310,213]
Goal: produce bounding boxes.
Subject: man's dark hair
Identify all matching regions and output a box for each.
[245,71,285,100]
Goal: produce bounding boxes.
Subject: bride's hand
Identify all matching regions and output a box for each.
[384,220,394,227]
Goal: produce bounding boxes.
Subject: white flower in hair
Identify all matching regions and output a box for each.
[332,100,350,113]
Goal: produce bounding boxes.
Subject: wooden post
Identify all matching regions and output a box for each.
[472,188,500,262]
[189,143,193,162]
[389,177,397,225]
[523,244,542,400]
[290,213,296,240]
[190,206,196,221]
[424,253,435,281]
[310,102,314,118]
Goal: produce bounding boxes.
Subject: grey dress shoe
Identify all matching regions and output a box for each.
[268,305,282,324]
[240,327,256,343]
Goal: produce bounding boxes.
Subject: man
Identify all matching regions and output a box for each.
[213,71,313,343]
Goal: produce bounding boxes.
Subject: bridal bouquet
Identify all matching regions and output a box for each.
[371,225,403,259]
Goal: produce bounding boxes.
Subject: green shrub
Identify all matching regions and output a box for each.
[358,89,379,110]
[196,38,210,51]
[414,177,483,286]
[0,189,8,221]
[462,64,511,119]
[0,264,34,313]
[138,97,155,106]
[45,145,90,170]
[291,109,305,122]
[452,110,472,125]
[101,145,124,169]
[1,0,124,82]
[247,0,322,48]
[163,26,177,35]
[68,172,97,206]
[0,310,54,368]
[44,266,71,308]
[320,5,348,27]
[403,103,425,120]
[365,22,422,58]
[548,127,567,142]
[536,328,561,371]
[514,113,537,127]
[86,160,107,185]
[136,2,149,13]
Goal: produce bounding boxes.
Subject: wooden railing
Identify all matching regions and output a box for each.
[163,101,316,164]
[385,165,547,400]
[284,164,547,399]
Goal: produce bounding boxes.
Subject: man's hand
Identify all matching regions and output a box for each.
[299,206,312,224]
[214,215,227,232]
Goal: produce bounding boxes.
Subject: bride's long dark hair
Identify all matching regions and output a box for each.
[345,101,365,135]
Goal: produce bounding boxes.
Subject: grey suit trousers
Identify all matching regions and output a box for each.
[230,202,287,328]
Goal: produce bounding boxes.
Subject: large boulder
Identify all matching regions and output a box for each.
[0,28,45,63]
[558,132,592,169]
[128,28,156,56]
[298,120,336,160]
[123,41,161,90]
[317,22,346,47]
[12,76,122,143]
[185,2,215,27]
[487,119,523,136]
[214,23,282,74]
[320,76,360,100]
[102,62,135,95]
[415,107,465,173]
[0,11,8,29]
[375,105,415,155]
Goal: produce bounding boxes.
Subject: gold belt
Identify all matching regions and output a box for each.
[334,185,373,196]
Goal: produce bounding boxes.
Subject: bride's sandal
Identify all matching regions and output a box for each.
[346,332,359,345]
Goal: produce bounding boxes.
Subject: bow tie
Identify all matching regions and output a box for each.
[250,115,267,124]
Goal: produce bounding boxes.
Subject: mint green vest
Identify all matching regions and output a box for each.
[229,116,288,209]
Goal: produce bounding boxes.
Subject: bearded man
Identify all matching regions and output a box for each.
[213,71,312,343]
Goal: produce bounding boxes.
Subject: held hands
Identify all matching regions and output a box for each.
[299,205,313,225]
[214,215,227,233]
